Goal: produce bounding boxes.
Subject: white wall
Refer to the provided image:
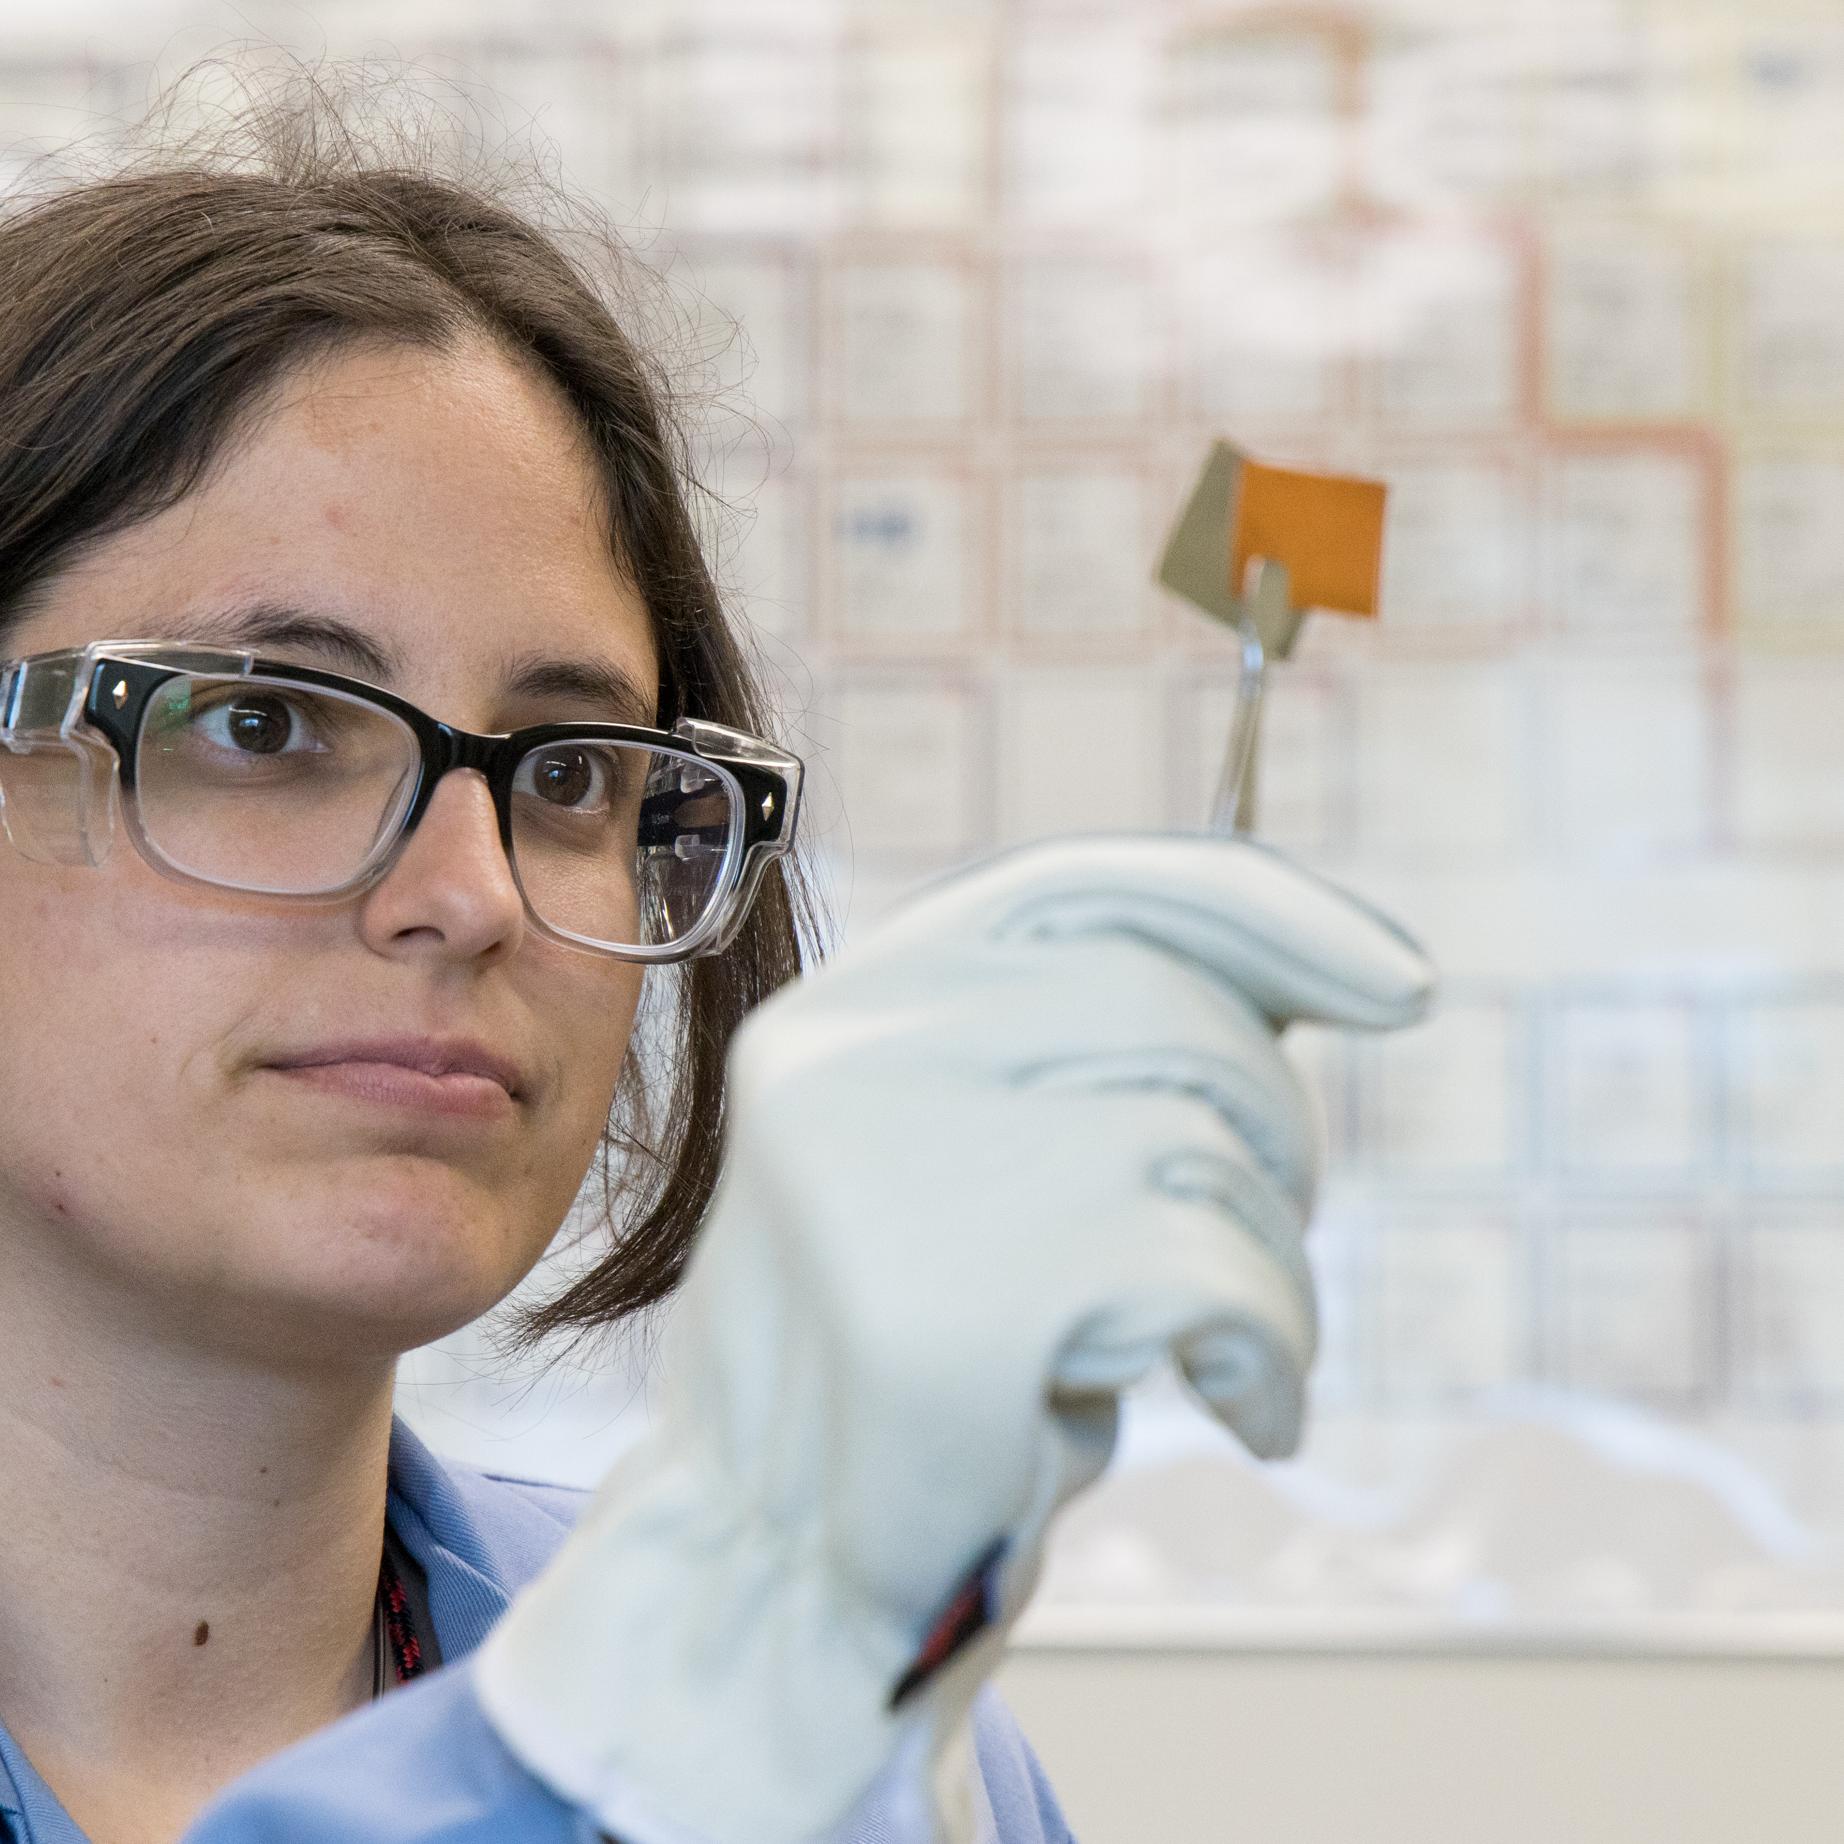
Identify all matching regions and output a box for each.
[999,1645,1844,1843]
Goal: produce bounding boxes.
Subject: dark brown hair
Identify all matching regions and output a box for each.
[0,71,820,1355]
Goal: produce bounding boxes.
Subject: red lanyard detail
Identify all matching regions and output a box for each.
[377,1542,428,1685]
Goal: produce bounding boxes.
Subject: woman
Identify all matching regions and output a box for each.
[0,76,1430,1844]
[0,84,816,1839]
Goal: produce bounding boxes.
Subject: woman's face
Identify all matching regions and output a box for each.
[0,336,657,1364]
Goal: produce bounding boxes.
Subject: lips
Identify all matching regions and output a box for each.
[265,1036,526,1100]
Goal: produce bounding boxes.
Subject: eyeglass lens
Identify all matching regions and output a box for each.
[131,673,740,951]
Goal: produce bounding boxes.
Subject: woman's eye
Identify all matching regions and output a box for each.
[521,746,613,810]
[193,692,325,756]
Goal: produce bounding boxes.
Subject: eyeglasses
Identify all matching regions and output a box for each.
[0,640,803,964]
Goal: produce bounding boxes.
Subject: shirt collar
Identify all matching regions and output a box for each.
[381,1413,582,1662]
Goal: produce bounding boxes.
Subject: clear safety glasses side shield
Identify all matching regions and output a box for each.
[0,640,803,964]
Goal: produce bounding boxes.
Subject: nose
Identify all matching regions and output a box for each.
[356,768,526,965]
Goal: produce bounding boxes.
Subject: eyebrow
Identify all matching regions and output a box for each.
[499,648,660,729]
[161,601,659,729]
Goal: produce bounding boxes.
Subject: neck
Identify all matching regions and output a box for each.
[0,1238,398,1834]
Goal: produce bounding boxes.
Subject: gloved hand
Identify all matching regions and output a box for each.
[475,834,1434,1844]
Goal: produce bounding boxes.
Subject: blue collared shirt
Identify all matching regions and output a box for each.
[0,1416,1072,1844]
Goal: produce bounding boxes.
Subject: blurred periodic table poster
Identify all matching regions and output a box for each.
[18,0,1844,1645]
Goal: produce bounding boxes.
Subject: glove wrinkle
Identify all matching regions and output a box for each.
[1005,904,1416,1031]
[1013,1046,1318,1219]
[989,875,1431,1031]
[1144,1144,1315,1297]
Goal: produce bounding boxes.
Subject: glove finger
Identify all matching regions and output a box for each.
[874,833,1434,1033]
[804,1085,1313,1537]
[1175,1317,1310,1460]
[1150,1140,1321,1459]
[739,931,1323,1213]
[1052,1163,1315,1461]
[1057,1293,1311,1464]
[1012,990,1322,1217]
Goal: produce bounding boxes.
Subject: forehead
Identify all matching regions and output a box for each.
[12,336,660,714]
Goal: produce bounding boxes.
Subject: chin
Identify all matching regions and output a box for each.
[212,1186,550,1364]
[212,1265,518,1370]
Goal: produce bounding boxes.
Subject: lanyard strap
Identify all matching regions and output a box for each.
[373,1530,432,1695]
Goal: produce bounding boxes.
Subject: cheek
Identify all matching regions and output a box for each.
[546,960,648,1154]
[0,874,204,1235]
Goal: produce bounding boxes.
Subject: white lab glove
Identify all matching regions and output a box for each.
[476,834,1434,1844]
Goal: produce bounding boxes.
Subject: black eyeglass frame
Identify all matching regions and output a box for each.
[0,639,804,965]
